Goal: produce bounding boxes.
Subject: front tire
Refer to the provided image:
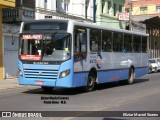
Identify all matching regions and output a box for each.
[84,72,96,92]
[128,68,134,84]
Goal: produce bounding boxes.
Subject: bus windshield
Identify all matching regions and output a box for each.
[19,33,71,61]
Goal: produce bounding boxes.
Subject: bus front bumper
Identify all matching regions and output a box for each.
[18,74,73,88]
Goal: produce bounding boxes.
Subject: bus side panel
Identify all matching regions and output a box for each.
[73,72,88,87]
[97,69,129,83]
[135,53,148,78]
[55,73,73,88]
[135,67,148,78]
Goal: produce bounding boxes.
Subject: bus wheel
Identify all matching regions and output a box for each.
[84,72,96,92]
[41,86,54,91]
[128,68,134,84]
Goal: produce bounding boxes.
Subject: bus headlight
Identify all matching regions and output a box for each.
[18,69,23,76]
[59,69,70,78]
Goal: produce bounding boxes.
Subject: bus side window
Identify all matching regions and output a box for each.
[90,29,101,52]
[124,34,132,52]
[113,32,123,52]
[91,41,98,51]
[133,35,141,52]
[74,27,87,62]
[102,30,112,52]
[142,36,147,53]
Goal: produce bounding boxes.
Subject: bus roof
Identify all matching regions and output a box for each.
[69,20,149,36]
[22,19,148,36]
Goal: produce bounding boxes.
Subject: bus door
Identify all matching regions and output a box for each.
[74,27,88,72]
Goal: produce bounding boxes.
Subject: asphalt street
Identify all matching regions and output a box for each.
[0,72,160,120]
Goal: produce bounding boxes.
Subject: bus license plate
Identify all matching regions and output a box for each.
[36,81,44,85]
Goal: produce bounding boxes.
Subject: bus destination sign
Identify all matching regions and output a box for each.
[22,34,43,40]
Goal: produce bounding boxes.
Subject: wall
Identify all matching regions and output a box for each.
[0,9,3,79]
[2,24,20,78]
[0,0,15,8]
[132,0,160,15]
[0,0,15,80]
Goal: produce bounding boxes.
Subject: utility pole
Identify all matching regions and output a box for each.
[129,0,132,31]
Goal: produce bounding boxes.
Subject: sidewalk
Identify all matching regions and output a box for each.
[0,78,22,91]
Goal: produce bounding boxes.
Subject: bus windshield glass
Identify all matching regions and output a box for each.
[19,33,71,61]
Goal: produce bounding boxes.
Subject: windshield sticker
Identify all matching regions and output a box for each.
[65,48,69,52]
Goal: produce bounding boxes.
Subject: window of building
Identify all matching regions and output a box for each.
[64,3,69,12]
[90,29,101,52]
[113,32,123,52]
[108,1,111,14]
[102,30,112,52]
[119,5,122,13]
[156,6,160,13]
[140,7,148,14]
[85,0,89,18]
[102,2,105,13]
[44,0,47,9]
[56,0,58,10]
[113,3,117,16]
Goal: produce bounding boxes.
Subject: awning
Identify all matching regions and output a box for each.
[144,16,160,27]
[133,15,160,27]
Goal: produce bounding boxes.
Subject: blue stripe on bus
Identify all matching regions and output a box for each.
[135,67,148,78]
[73,67,148,87]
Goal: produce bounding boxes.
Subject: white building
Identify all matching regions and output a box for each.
[35,0,93,22]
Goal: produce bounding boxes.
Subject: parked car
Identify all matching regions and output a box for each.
[148,59,160,73]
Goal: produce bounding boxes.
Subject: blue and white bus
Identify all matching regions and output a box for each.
[18,19,149,92]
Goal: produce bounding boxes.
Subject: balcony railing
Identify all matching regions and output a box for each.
[2,7,35,23]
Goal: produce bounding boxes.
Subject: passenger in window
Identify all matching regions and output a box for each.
[32,43,38,55]
[102,41,107,51]
[91,41,98,51]
[102,39,112,52]
[107,39,112,51]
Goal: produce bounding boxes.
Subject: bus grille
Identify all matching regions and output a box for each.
[24,69,59,79]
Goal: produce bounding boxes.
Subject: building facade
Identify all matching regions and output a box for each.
[2,0,35,23]
[36,0,126,29]
[96,0,126,29]
[0,0,15,80]
[126,0,160,58]
[36,0,93,22]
